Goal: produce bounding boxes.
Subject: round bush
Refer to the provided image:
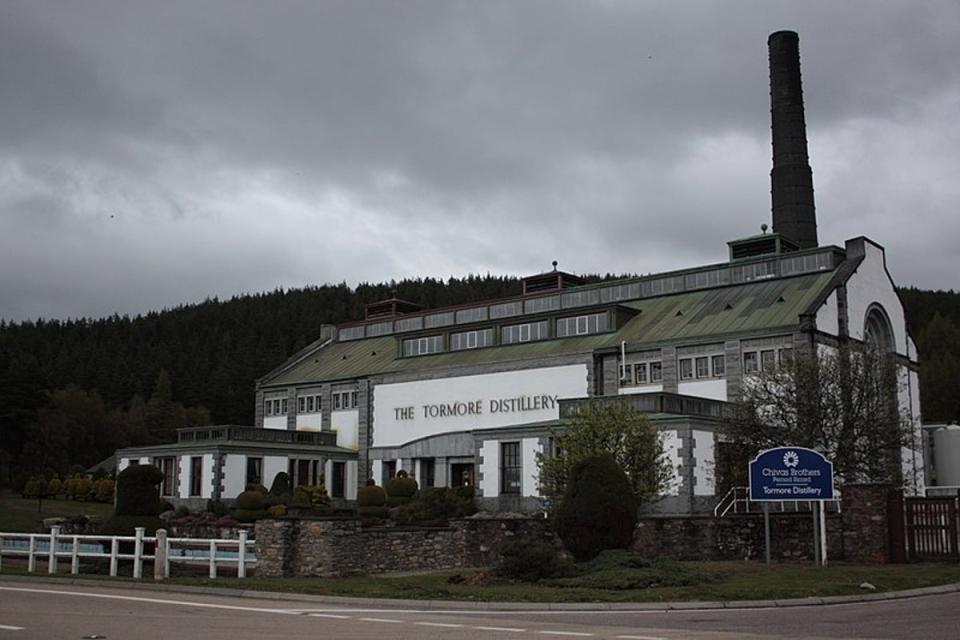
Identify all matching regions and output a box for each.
[497,538,573,582]
[385,476,418,499]
[115,465,164,516]
[357,484,387,507]
[235,489,267,511]
[245,483,268,494]
[553,454,637,561]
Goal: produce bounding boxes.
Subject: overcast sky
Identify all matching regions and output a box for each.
[2,1,959,322]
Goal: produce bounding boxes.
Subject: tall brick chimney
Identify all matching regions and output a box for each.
[769,30,818,249]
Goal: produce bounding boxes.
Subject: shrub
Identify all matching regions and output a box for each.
[232,509,269,523]
[497,538,574,582]
[268,472,291,497]
[292,485,331,512]
[245,483,268,494]
[235,490,267,511]
[385,474,418,506]
[99,515,165,537]
[553,454,637,561]
[115,464,164,516]
[393,486,476,525]
[267,504,287,518]
[206,499,229,516]
[74,477,93,501]
[23,478,43,498]
[47,477,62,498]
[94,478,115,503]
[159,500,175,513]
[357,482,388,519]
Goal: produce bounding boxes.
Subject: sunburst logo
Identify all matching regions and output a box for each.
[783,451,800,468]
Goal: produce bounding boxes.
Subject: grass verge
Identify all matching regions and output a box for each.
[0,490,113,533]
[2,561,958,603]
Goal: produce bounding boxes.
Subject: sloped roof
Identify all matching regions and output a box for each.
[263,271,835,387]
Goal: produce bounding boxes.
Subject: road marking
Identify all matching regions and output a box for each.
[537,632,594,637]
[415,621,465,628]
[360,617,403,624]
[308,613,352,619]
[0,586,301,615]
[616,636,668,640]
[473,626,526,632]
[0,626,24,631]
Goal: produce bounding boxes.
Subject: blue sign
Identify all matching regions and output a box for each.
[748,447,834,501]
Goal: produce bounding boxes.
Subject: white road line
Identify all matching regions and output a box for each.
[0,586,300,615]
[0,626,24,631]
[307,613,352,619]
[473,626,526,633]
[359,617,403,624]
[415,621,465,628]
[616,635,668,640]
[537,632,594,637]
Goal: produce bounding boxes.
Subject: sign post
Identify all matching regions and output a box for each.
[749,447,835,566]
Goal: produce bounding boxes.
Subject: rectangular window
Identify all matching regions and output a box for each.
[298,397,305,413]
[273,399,281,415]
[190,457,203,497]
[621,363,633,385]
[246,457,263,486]
[711,355,726,377]
[761,349,776,371]
[635,362,648,384]
[419,458,436,488]
[695,356,710,379]
[264,401,272,416]
[743,351,759,373]
[155,457,176,497]
[450,328,494,351]
[650,361,663,382]
[401,335,443,357]
[306,396,315,413]
[679,358,694,380]
[281,399,288,414]
[331,461,346,498]
[500,442,522,495]
[333,390,357,410]
[501,320,548,345]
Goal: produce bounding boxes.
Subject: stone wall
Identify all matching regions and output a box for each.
[254,516,554,578]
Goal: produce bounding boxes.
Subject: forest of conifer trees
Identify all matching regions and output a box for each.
[0,277,957,486]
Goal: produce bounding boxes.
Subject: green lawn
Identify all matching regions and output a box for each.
[0,490,113,533]
[6,560,956,603]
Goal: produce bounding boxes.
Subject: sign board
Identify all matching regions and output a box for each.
[748,447,834,501]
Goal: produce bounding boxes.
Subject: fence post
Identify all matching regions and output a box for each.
[48,526,59,574]
[154,530,167,581]
[237,531,247,578]
[27,535,36,573]
[133,527,144,579]
[109,537,118,576]
[209,540,217,579]
[71,535,80,575]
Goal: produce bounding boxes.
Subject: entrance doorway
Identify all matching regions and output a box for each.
[450,463,475,488]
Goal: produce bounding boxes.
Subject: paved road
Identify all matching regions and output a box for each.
[1,579,958,639]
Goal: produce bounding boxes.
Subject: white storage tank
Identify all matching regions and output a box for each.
[933,425,960,486]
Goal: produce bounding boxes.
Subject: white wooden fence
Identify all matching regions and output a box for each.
[0,527,255,580]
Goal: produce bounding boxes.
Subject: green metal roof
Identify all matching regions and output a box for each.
[264,271,835,387]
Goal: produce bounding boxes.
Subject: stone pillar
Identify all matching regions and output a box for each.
[601,354,620,396]
[723,340,742,401]
[841,483,896,563]
[254,387,265,428]
[286,388,297,431]
[254,519,297,578]
[356,380,372,483]
[321,384,333,431]
[435,457,448,488]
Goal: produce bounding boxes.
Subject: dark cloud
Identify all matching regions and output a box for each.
[2,1,959,321]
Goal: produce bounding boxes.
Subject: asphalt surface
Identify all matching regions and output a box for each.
[1,577,959,639]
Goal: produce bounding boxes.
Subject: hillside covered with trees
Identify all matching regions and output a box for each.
[0,277,957,485]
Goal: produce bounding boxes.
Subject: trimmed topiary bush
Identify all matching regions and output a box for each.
[357,482,388,519]
[94,478,115,503]
[553,454,637,561]
[267,504,287,518]
[47,477,62,498]
[385,472,418,507]
[268,472,291,498]
[206,499,229,516]
[292,485,331,512]
[115,464,164,516]
[235,490,267,511]
[245,483,268,494]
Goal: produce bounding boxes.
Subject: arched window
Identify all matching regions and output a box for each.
[863,304,895,353]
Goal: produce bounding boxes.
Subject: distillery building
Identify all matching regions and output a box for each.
[115,31,926,513]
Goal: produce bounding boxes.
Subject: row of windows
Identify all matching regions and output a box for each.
[622,361,664,385]
[266,390,358,416]
[400,313,611,357]
[679,355,726,380]
[380,459,474,489]
[743,347,793,373]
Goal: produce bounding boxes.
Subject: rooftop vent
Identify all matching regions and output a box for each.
[522,261,585,295]
[364,297,422,320]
